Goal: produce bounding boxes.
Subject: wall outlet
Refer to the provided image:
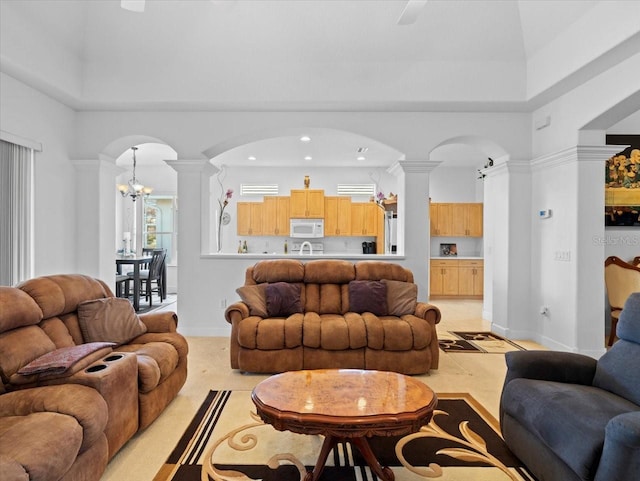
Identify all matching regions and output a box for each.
[540,306,549,316]
[219,298,227,308]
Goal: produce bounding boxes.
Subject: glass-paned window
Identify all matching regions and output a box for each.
[143,196,177,264]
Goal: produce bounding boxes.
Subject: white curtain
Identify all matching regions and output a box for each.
[0,140,33,286]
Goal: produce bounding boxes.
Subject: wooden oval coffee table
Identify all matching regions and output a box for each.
[252,369,437,481]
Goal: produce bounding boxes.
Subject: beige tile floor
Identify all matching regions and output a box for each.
[101,299,544,481]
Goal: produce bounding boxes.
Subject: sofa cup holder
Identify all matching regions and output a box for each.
[86,364,108,373]
[104,354,124,362]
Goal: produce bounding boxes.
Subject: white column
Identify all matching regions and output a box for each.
[575,146,622,357]
[484,160,532,337]
[388,159,441,302]
[72,158,123,286]
[165,159,211,328]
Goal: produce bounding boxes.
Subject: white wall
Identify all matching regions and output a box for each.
[531,53,640,158]
[0,73,78,276]
[528,52,640,354]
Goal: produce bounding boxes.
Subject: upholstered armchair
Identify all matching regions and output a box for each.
[604,255,640,345]
[500,293,640,481]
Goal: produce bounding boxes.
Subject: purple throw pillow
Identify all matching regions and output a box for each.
[348,280,388,316]
[265,282,303,317]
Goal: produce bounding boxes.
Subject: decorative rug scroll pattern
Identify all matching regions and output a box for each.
[438,331,526,353]
[153,390,537,481]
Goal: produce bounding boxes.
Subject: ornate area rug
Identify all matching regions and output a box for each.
[439,331,526,353]
[154,390,536,481]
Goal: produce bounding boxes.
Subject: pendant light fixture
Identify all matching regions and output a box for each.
[117,147,153,201]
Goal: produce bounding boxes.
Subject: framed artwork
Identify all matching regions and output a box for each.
[605,136,640,227]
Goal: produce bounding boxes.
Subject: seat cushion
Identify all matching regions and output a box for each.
[302,313,367,350]
[117,342,179,393]
[0,412,83,481]
[237,314,303,350]
[502,378,639,480]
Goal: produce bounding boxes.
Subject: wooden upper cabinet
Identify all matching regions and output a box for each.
[290,189,324,218]
[324,196,351,236]
[430,203,454,236]
[351,203,380,236]
[430,203,483,237]
[237,202,263,236]
[465,203,483,237]
[263,197,290,236]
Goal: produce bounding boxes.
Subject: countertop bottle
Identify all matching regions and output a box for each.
[238,241,243,254]
[242,240,248,253]
[284,240,288,254]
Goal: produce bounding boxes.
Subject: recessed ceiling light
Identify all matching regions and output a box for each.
[304,156,312,161]
[248,156,256,161]
[357,156,366,161]
[300,135,311,142]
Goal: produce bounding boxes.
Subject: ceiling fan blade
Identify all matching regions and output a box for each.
[121,0,145,13]
[397,0,428,25]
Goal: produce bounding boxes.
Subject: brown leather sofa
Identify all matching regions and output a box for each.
[0,274,188,481]
[225,259,441,374]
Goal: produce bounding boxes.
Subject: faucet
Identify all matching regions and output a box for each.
[299,241,313,255]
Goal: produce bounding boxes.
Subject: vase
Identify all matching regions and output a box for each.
[215,209,223,253]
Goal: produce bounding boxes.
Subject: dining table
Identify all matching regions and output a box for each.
[115,253,152,311]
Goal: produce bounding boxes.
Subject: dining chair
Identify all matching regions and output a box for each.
[604,255,640,346]
[633,256,640,267]
[129,249,166,307]
[115,273,130,298]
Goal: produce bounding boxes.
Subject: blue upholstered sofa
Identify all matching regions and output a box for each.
[500,293,640,481]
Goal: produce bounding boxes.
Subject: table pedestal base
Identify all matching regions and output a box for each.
[304,435,394,481]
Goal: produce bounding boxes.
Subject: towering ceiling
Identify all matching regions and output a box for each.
[2,0,638,112]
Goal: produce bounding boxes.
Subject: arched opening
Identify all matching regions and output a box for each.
[202,127,405,255]
[106,138,179,305]
[427,135,511,318]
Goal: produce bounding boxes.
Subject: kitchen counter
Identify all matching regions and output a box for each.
[203,253,405,260]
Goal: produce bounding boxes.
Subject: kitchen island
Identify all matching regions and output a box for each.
[180,252,413,338]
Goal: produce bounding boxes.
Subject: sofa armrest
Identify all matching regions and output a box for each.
[414,302,441,324]
[504,350,597,386]
[225,302,250,324]
[0,384,108,451]
[127,331,189,360]
[138,311,178,333]
[595,412,640,481]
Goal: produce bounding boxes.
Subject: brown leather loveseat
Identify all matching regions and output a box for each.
[225,259,441,374]
[0,274,188,481]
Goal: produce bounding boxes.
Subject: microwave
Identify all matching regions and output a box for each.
[290,218,324,238]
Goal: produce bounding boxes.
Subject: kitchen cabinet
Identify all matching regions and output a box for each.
[237,202,263,236]
[430,260,459,296]
[324,196,351,236]
[463,203,483,237]
[350,203,381,236]
[458,260,484,296]
[290,189,324,218]
[430,259,484,298]
[262,196,290,236]
[430,203,483,237]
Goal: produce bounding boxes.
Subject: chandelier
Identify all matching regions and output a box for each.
[117,147,153,201]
